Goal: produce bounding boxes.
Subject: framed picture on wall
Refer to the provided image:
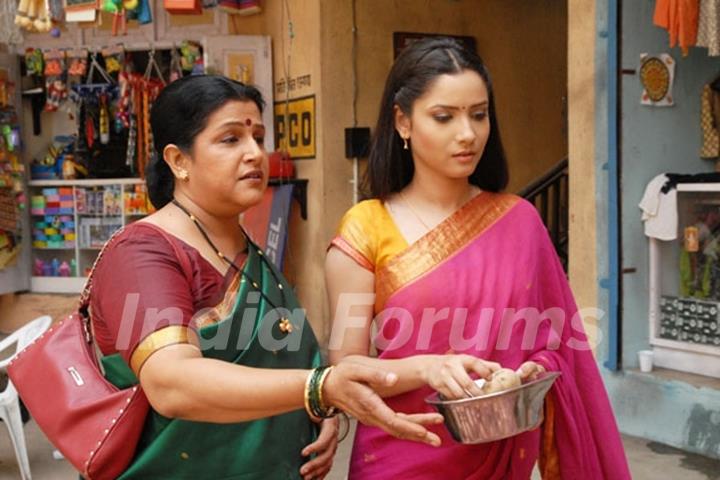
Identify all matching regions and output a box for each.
[203,35,275,151]
[393,32,477,59]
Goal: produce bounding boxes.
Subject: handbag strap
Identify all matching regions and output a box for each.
[77,222,194,373]
[78,227,127,314]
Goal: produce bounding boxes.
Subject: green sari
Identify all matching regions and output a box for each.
[103,243,321,479]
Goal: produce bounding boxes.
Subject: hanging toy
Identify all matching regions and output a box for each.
[99,93,110,145]
[14,0,34,29]
[67,48,88,77]
[43,49,64,77]
[43,49,67,112]
[102,0,122,12]
[15,0,52,33]
[179,41,202,73]
[126,0,151,24]
[85,110,95,150]
[44,78,67,112]
[101,0,127,36]
[102,45,124,75]
[24,48,44,76]
[116,70,131,129]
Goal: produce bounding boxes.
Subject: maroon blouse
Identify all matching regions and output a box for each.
[90,222,233,364]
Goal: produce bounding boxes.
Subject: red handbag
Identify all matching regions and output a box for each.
[8,231,149,480]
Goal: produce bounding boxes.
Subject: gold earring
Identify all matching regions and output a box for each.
[403,137,409,150]
[179,171,189,182]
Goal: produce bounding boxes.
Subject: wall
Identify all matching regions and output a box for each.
[232,0,568,342]
[568,0,600,350]
[229,0,331,339]
[336,0,569,195]
[620,0,717,368]
[600,0,720,460]
[1,2,331,334]
[2,1,568,344]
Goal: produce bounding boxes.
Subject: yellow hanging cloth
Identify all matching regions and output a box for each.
[700,84,720,159]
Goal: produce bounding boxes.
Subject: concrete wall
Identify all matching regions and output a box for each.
[568,0,600,350]
[229,0,332,339]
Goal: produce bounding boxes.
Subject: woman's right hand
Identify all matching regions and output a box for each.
[322,361,444,447]
[423,354,500,400]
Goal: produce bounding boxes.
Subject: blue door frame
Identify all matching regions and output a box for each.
[601,0,621,371]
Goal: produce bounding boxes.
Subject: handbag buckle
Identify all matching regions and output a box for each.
[67,367,85,386]
[82,317,92,344]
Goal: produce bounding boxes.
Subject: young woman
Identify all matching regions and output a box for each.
[89,75,442,480]
[326,38,631,479]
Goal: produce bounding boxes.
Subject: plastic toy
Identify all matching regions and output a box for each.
[14,0,52,33]
[24,48,43,76]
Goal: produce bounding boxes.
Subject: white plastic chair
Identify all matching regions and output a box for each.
[0,315,53,480]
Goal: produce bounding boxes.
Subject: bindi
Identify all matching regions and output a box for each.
[244,118,252,126]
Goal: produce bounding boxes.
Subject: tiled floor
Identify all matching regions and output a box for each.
[0,418,717,479]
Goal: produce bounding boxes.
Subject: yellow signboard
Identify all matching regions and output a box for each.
[274,95,315,159]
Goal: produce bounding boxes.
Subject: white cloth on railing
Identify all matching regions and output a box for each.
[639,173,678,240]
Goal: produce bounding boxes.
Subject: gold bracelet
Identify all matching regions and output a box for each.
[317,366,337,417]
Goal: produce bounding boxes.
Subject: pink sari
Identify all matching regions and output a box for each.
[333,193,630,479]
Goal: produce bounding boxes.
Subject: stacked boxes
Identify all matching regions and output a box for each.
[31,188,75,249]
[32,215,75,249]
[30,187,74,216]
[78,216,123,248]
[124,184,153,215]
[75,185,122,216]
[77,185,122,248]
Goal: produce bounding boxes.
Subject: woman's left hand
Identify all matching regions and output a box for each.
[516,361,546,381]
[299,417,339,480]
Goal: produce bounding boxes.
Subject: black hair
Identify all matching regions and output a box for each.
[365,37,508,199]
[147,75,265,208]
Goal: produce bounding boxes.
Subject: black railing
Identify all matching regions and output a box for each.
[518,158,569,272]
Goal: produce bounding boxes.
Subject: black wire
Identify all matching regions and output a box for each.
[171,198,288,311]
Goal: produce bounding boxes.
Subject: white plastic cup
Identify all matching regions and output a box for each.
[638,350,654,373]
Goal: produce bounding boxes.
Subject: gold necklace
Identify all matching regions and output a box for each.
[400,189,478,233]
[400,192,433,232]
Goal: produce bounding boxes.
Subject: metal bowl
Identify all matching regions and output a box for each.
[425,371,561,444]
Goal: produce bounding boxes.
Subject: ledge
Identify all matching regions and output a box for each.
[625,367,720,390]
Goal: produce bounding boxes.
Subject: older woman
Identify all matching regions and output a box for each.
[89,75,441,480]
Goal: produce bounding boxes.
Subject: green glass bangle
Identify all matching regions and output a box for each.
[304,369,321,422]
[308,366,337,419]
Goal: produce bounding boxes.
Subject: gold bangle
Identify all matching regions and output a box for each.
[317,366,333,411]
[317,366,337,417]
[304,370,321,422]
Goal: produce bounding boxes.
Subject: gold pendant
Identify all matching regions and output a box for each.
[279,317,294,334]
